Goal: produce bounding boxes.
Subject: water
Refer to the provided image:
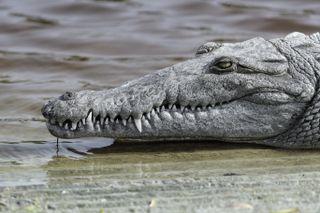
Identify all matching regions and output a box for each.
[1,0,320,212]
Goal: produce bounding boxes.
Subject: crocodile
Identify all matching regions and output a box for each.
[42,32,320,149]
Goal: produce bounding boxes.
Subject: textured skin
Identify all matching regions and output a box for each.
[42,32,320,148]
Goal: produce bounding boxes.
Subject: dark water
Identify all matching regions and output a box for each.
[0,0,320,186]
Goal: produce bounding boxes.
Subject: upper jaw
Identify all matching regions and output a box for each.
[42,84,299,139]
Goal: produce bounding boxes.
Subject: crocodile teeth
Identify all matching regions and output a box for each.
[134,118,142,133]
[104,117,109,125]
[85,111,94,130]
[64,123,68,130]
[146,113,151,120]
[122,119,127,126]
[86,111,93,122]
[71,122,77,130]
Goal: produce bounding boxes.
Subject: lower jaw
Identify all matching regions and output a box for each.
[46,121,267,142]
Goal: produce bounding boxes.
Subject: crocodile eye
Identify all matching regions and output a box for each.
[207,58,235,74]
[215,61,233,69]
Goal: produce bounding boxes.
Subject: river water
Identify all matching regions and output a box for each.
[1,0,320,212]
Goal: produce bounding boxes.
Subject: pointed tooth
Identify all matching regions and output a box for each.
[122,119,127,126]
[64,123,68,130]
[191,106,195,111]
[102,117,108,128]
[104,117,109,126]
[116,119,119,124]
[172,105,177,111]
[85,111,94,130]
[95,120,101,130]
[86,111,93,122]
[134,118,142,132]
[71,122,77,130]
[146,113,151,120]
[143,117,151,129]
[180,106,185,112]
[155,107,159,113]
[151,109,156,115]
[168,104,172,109]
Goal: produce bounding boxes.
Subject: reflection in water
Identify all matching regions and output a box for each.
[0,138,113,187]
[0,138,113,166]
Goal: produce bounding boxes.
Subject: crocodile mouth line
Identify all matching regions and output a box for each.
[46,100,234,133]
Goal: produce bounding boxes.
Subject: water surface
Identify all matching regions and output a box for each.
[1,0,320,212]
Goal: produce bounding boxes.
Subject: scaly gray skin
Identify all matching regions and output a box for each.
[42,32,320,149]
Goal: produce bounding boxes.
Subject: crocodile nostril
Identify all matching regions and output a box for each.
[42,104,54,118]
[61,91,75,101]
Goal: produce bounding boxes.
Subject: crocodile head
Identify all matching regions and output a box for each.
[42,32,320,147]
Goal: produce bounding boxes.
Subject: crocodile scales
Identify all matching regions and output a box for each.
[42,32,320,149]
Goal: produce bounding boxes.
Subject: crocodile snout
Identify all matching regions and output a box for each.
[41,102,54,119]
[42,91,75,119]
